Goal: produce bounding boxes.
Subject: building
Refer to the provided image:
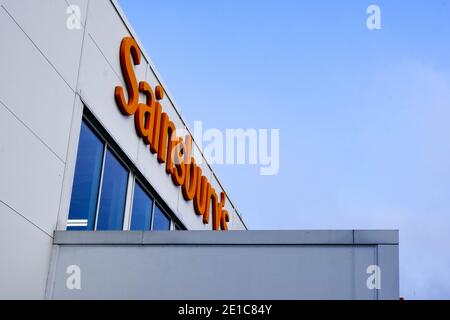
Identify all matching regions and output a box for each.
[0,0,246,299]
[0,0,399,300]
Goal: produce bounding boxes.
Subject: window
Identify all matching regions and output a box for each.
[67,115,184,231]
[68,121,129,231]
[96,149,129,230]
[152,204,171,231]
[67,122,104,230]
[130,182,153,230]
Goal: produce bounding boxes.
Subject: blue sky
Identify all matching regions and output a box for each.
[118,0,450,299]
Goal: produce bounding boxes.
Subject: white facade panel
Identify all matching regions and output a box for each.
[85,0,143,80]
[77,35,145,162]
[0,202,53,299]
[2,0,88,90]
[0,7,75,161]
[0,104,65,235]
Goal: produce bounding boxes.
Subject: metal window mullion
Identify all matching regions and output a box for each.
[93,143,108,230]
[150,199,156,230]
[123,173,135,230]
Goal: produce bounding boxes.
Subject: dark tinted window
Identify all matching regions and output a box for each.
[96,149,129,230]
[130,182,153,230]
[67,122,104,230]
[152,205,171,230]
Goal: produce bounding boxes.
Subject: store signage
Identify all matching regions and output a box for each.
[115,37,229,230]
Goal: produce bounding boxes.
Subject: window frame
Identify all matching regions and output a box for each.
[128,177,154,231]
[94,146,130,231]
[66,120,105,230]
[79,119,131,231]
[71,107,186,231]
[151,201,172,231]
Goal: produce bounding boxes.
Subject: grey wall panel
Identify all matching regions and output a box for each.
[53,230,356,245]
[0,103,65,236]
[0,7,75,161]
[2,0,87,90]
[354,230,399,244]
[378,245,400,300]
[47,231,399,300]
[353,246,377,299]
[0,202,53,299]
[48,243,394,300]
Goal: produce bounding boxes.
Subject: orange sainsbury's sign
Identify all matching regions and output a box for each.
[115,37,229,231]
